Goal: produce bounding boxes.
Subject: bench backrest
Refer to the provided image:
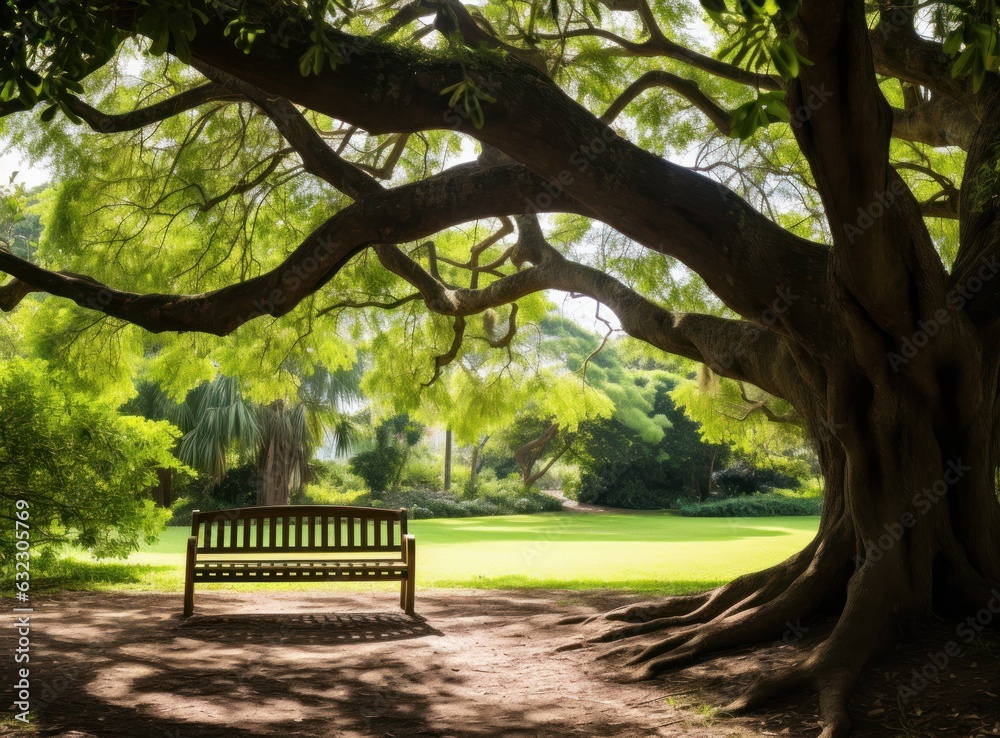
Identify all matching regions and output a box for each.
[190,505,408,554]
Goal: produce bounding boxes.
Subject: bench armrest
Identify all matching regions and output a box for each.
[401,533,415,562]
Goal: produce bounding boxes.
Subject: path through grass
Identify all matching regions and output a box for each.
[45,512,819,596]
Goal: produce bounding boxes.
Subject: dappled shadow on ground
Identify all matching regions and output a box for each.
[180,610,444,643]
[6,588,998,738]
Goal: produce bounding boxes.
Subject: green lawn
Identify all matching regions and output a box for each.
[45,512,819,596]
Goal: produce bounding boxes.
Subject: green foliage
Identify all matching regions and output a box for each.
[711,459,801,496]
[439,74,497,129]
[398,451,443,491]
[574,370,729,509]
[0,357,180,573]
[364,481,564,519]
[349,413,424,493]
[939,2,1000,92]
[167,463,257,525]
[670,372,807,468]
[674,492,821,517]
[729,90,790,140]
[350,445,407,494]
[0,179,42,260]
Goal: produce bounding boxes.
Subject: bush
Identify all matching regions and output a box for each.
[0,358,180,573]
[350,445,406,494]
[167,463,259,526]
[674,493,822,517]
[292,483,367,506]
[349,414,424,493]
[578,464,666,509]
[399,453,441,491]
[561,467,582,501]
[360,483,563,519]
[712,460,802,497]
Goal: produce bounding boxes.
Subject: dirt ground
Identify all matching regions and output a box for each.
[3,588,999,738]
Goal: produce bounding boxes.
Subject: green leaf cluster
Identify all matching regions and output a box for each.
[0,357,183,572]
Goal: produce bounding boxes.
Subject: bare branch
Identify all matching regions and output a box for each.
[424,315,466,386]
[62,83,243,132]
[601,70,732,134]
[534,28,778,89]
[192,62,383,200]
[316,293,421,315]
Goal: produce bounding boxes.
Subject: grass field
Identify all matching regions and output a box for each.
[45,512,819,596]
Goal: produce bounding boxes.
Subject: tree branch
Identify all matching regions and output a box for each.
[891,97,978,150]
[534,28,779,89]
[0,162,576,334]
[373,217,789,394]
[870,17,980,117]
[950,87,1000,328]
[191,62,383,200]
[316,293,421,315]
[601,70,732,134]
[61,83,242,133]
[171,11,827,342]
[790,0,947,342]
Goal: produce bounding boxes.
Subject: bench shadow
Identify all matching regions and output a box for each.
[178,610,444,642]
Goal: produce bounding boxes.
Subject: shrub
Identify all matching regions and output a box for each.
[359,484,564,519]
[349,414,424,493]
[350,445,406,494]
[168,463,258,525]
[674,493,822,517]
[399,454,441,491]
[291,483,367,506]
[578,464,667,509]
[712,460,802,497]
[0,358,180,572]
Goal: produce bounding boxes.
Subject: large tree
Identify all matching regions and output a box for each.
[1,1,999,735]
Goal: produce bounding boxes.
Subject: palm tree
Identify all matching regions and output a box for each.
[134,364,363,506]
[255,366,365,505]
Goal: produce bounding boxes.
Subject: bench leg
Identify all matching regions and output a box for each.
[183,535,197,618]
[183,577,194,618]
[404,535,416,615]
[399,579,407,611]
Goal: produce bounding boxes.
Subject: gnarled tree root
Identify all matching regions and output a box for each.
[560,526,897,736]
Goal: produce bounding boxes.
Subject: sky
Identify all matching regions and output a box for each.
[0,151,50,189]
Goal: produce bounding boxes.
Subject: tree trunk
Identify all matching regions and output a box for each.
[575,320,1000,737]
[443,428,452,492]
[469,442,481,492]
[702,449,716,503]
[153,467,172,508]
[256,414,293,507]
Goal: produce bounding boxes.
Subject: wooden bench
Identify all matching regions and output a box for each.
[183,505,415,617]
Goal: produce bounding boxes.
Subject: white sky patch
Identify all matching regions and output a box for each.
[0,152,50,189]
